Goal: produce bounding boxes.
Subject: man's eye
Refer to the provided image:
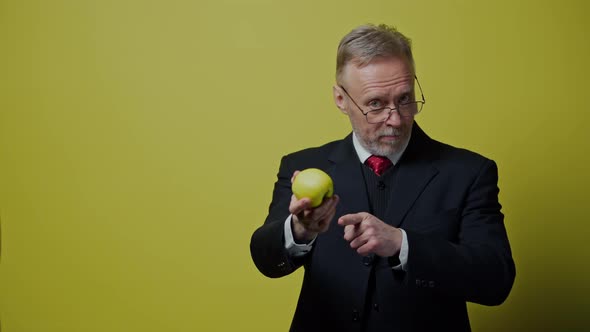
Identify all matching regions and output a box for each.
[368,100,383,109]
[398,94,412,104]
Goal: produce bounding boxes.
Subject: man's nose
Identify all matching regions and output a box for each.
[384,109,402,126]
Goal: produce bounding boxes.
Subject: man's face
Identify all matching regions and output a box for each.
[334,57,416,156]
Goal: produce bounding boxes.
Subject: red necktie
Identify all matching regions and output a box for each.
[365,155,393,176]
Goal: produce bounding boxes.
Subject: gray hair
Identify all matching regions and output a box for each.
[336,24,414,83]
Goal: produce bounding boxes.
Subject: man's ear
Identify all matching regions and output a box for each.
[333,85,348,114]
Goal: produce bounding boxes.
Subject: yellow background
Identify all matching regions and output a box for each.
[1,0,589,331]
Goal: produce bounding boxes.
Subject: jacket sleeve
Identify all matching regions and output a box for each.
[250,155,307,278]
[404,159,516,305]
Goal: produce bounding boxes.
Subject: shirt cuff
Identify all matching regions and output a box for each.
[284,214,316,257]
[391,228,409,271]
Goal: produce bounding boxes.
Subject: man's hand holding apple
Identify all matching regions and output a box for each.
[289,170,340,243]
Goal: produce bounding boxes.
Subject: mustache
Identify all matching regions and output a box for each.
[377,128,402,136]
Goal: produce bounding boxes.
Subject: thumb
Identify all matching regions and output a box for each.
[291,170,301,183]
[289,195,311,215]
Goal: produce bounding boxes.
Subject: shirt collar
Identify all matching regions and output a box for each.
[352,130,411,165]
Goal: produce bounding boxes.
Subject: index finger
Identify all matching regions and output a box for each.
[338,212,367,226]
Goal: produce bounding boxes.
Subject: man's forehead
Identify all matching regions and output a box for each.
[341,57,414,88]
[348,55,412,71]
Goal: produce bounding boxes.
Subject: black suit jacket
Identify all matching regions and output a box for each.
[250,123,515,332]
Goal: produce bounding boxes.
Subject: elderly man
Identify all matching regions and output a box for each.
[250,24,515,332]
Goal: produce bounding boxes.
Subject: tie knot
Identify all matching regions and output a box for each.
[365,155,393,176]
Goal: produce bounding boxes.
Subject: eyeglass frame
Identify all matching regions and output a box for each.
[338,75,426,124]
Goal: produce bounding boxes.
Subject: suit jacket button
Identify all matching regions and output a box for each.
[362,255,374,266]
[352,309,359,321]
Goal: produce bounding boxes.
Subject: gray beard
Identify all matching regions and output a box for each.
[352,126,409,156]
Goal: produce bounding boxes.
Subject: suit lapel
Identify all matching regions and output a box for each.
[386,123,440,228]
[328,135,371,215]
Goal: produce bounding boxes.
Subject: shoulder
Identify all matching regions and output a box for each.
[280,136,350,171]
[433,138,491,163]
[411,124,495,171]
[428,138,498,176]
[285,138,344,159]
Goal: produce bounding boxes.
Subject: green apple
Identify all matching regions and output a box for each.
[292,168,334,208]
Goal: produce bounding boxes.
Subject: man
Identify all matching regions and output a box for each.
[250,24,515,332]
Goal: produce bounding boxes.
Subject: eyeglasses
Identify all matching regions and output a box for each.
[339,76,426,124]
